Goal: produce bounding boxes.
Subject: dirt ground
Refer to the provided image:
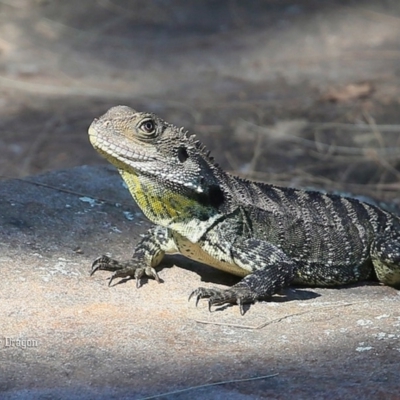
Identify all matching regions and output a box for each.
[1,1,400,399]
[1,0,400,201]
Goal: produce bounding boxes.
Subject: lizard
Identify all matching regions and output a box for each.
[88,105,400,314]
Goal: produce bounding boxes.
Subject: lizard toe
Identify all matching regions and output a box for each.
[188,287,206,307]
[108,268,137,286]
[90,255,118,275]
[133,266,160,288]
[189,287,254,314]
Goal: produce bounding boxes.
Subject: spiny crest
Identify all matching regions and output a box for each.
[167,124,217,165]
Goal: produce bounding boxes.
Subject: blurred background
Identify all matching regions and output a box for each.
[1,0,400,202]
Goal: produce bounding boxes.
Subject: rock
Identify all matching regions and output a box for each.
[1,166,399,399]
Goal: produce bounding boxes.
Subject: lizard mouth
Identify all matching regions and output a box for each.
[88,124,156,168]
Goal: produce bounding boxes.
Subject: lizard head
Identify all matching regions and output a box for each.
[89,105,228,211]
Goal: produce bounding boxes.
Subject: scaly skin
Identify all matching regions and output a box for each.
[89,105,400,314]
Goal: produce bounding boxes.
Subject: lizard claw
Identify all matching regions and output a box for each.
[188,289,203,307]
[189,287,251,314]
[90,264,101,276]
[134,267,160,288]
[237,298,244,316]
[91,255,111,276]
[108,272,118,286]
[90,255,160,287]
[91,255,122,276]
[188,289,219,312]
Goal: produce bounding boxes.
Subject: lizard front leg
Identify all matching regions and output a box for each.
[91,226,178,287]
[189,238,297,314]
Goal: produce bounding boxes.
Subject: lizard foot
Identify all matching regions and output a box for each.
[189,286,257,315]
[91,255,160,288]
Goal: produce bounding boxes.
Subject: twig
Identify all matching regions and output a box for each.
[139,373,279,400]
[308,122,400,132]
[191,301,368,330]
[242,120,400,156]
[247,132,264,175]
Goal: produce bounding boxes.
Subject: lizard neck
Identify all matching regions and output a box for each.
[118,169,222,241]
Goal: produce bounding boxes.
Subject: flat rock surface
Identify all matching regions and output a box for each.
[1,166,400,399]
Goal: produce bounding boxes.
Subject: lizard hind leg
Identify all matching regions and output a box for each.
[371,235,400,287]
[189,238,297,314]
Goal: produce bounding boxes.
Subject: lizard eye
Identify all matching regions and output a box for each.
[139,119,156,136]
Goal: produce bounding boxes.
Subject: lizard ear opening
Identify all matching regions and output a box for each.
[197,185,225,209]
[177,146,189,163]
[208,186,225,208]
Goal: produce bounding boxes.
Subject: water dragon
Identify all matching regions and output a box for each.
[89,105,400,314]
